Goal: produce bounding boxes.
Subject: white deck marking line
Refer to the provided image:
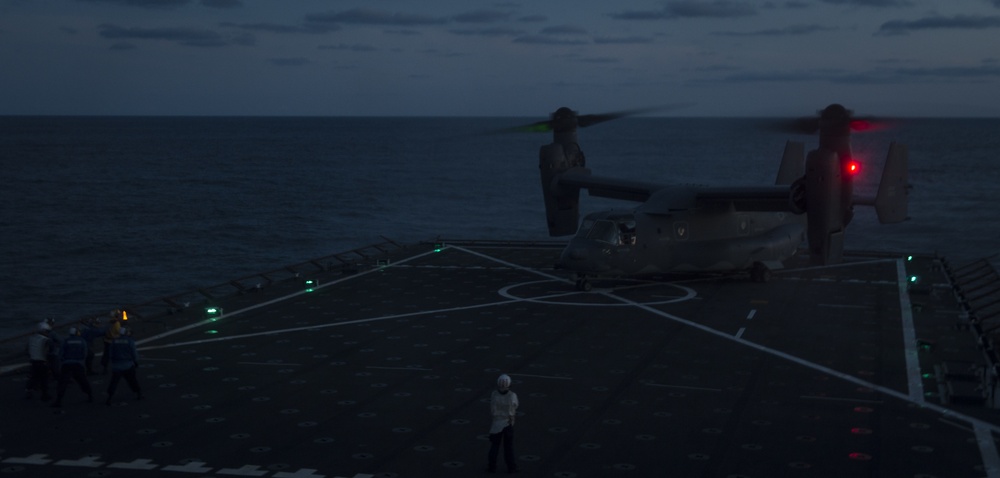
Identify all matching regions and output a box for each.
[366,366,433,371]
[448,246,1000,437]
[977,423,1000,478]
[896,258,925,403]
[644,383,722,392]
[140,296,526,350]
[137,247,444,348]
[237,362,302,366]
[735,327,746,339]
[746,309,756,320]
[509,373,573,380]
[800,395,883,404]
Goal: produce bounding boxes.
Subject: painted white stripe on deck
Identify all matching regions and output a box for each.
[644,383,722,392]
[896,258,925,402]
[976,423,1000,478]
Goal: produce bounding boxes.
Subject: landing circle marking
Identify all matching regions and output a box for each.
[498,279,696,307]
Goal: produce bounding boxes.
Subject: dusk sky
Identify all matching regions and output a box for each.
[2,0,999,117]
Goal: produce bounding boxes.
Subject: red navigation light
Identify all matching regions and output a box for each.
[845,160,860,176]
[849,119,872,132]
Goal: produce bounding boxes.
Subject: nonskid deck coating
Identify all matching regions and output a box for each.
[1,242,997,478]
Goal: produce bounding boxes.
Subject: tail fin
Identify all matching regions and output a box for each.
[873,142,909,224]
[776,141,805,185]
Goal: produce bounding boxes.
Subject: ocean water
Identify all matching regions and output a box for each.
[2,115,998,338]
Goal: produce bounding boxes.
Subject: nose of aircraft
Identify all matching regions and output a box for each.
[556,244,608,273]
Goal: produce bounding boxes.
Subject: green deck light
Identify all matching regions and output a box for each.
[205,307,223,320]
[305,279,317,292]
[433,242,445,252]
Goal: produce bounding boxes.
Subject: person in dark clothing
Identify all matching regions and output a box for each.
[52,327,94,408]
[105,327,142,405]
[79,317,106,376]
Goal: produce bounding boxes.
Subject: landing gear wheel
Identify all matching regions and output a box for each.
[575,278,592,292]
[750,262,772,283]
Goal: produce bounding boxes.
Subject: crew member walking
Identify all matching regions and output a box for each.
[488,373,519,474]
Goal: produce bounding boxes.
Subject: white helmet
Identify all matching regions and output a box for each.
[38,321,51,331]
[497,374,512,390]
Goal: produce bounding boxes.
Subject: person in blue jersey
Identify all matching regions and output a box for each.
[105,326,143,405]
[79,316,106,376]
[25,322,52,401]
[487,374,520,474]
[51,327,94,408]
[45,318,61,381]
[101,310,123,374]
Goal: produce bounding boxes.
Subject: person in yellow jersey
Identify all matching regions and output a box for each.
[487,374,519,474]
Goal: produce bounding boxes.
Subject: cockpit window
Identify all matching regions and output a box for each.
[586,220,619,244]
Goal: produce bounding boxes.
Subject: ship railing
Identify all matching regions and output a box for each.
[942,255,1000,407]
[0,238,405,372]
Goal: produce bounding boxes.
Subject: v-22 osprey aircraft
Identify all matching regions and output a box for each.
[523,104,910,290]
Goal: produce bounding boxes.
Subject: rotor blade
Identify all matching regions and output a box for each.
[503,120,553,134]
[578,104,694,128]
[498,103,695,134]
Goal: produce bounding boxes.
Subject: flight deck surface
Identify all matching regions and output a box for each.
[1,241,997,478]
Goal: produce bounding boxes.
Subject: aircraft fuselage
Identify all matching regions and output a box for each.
[556,207,805,277]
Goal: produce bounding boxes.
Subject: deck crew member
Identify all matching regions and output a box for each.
[25,322,52,401]
[51,327,94,408]
[105,326,143,405]
[488,373,520,474]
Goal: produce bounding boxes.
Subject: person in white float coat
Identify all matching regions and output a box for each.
[488,373,519,474]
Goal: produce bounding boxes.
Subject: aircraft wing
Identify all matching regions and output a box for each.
[556,172,662,203]
[557,172,794,214]
[695,187,793,211]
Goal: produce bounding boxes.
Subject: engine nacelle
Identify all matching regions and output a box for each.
[539,142,585,236]
[804,149,846,265]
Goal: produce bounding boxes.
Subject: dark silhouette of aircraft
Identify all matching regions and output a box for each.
[513,104,910,290]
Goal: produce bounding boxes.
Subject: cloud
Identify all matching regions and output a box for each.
[109,42,137,50]
[451,10,512,24]
[318,43,377,52]
[818,0,912,6]
[98,24,227,47]
[448,27,524,37]
[220,22,337,34]
[518,15,548,23]
[702,63,1000,86]
[540,25,588,35]
[712,24,838,36]
[877,15,1000,35]
[76,0,190,8]
[894,64,1000,79]
[269,57,310,67]
[592,35,654,44]
[512,35,589,45]
[609,1,757,20]
[200,0,240,7]
[305,8,448,27]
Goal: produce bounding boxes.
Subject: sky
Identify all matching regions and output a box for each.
[2,0,999,117]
